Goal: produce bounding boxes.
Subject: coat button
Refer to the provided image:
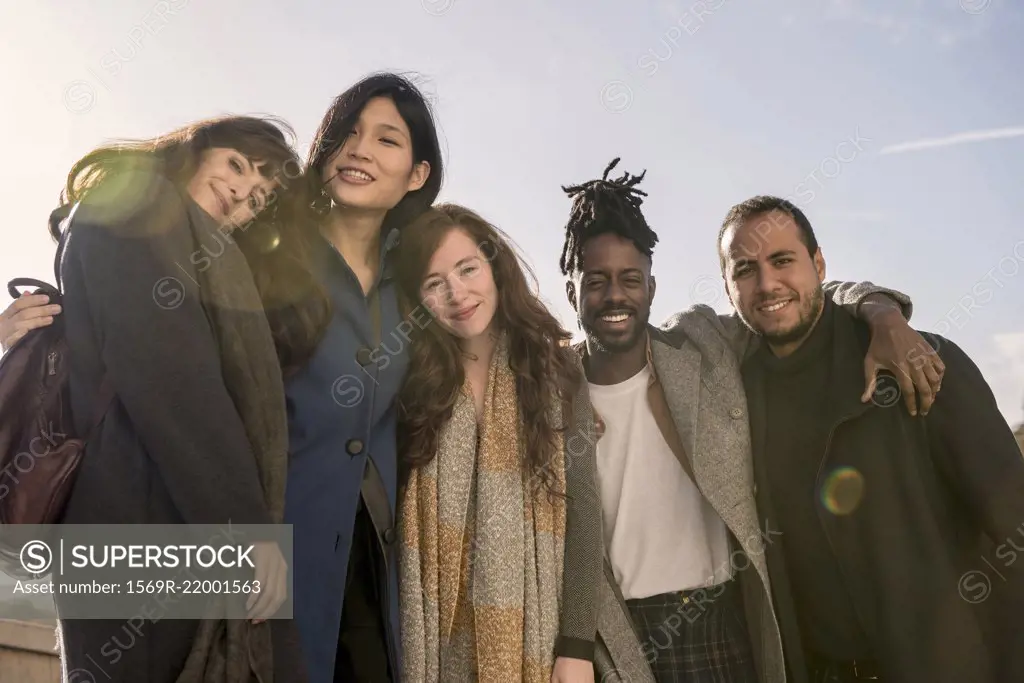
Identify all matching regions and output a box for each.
[729,407,743,419]
[356,346,373,367]
[346,439,364,456]
[383,527,396,544]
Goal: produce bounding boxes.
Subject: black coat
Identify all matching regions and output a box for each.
[742,305,1024,683]
[54,175,304,683]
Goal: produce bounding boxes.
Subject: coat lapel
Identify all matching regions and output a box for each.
[649,323,741,504]
[649,332,702,478]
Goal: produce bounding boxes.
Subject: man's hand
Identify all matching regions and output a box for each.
[551,656,595,683]
[860,304,945,416]
[1,293,61,352]
[247,540,288,624]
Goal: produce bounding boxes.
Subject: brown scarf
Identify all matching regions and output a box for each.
[175,201,290,683]
[398,334,567,682]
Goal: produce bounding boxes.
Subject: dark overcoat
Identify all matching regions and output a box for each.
[55,173,301,682]
[743,306,1024,683]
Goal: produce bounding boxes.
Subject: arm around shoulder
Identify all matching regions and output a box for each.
[665,280,917,362]
[659,304,756,361]
[824,279,913,321]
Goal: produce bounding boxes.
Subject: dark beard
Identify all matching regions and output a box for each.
[756,286,825,345]
[580,313,649,354]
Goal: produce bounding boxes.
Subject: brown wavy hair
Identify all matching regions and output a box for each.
[395,203,581,494]
[48,114,331,375]
[54,115,299,211]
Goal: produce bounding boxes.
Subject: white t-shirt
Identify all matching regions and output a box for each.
[589,365,732,600]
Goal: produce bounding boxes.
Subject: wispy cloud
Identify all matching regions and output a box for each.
[879,126,1024,155]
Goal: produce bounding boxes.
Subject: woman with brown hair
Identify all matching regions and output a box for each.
[394,203,603,683]
[43,114,305,683]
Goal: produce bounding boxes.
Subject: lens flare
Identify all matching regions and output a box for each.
[821,467,865,515]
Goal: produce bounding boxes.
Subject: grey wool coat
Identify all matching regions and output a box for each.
[590,280,911,683]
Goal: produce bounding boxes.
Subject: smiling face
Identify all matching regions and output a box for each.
[419,227,499,342]
[570,232,655,354]
[319,95,429,213]
[185,147,277,228]
[720,209,827,355]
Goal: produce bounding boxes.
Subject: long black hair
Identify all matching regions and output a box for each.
[305,72,445,239]
[257,73,446,376]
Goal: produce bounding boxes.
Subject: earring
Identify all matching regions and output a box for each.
[312,187,332,216]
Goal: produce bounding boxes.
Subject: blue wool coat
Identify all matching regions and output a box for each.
[283,227,409,682]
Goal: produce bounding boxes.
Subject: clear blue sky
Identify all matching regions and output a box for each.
[2,0,1022,426]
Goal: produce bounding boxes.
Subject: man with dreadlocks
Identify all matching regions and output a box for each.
[560,159,944,683]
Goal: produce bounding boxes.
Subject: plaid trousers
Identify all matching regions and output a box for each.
[626,579,759,683]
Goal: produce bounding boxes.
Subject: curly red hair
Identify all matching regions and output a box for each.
[395,203,581,494]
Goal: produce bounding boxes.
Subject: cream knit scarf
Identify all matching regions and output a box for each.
[399,334,567,682]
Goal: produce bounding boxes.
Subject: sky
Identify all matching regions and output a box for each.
[1,0,1022,428]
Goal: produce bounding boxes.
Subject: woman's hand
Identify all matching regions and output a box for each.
[0,293,61,352]
[551,656,595,683]
[247,540,288,624]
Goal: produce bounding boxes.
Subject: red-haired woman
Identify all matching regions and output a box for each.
[394,203,605,683]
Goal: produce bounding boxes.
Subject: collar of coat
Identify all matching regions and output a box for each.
[572,329,659,385]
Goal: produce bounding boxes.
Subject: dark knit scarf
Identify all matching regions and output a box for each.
[175,201,290,683]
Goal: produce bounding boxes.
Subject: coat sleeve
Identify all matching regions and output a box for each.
[554,370,604,661]
[706,279,915,361]
[70,177,272,527]
[925,336,1024,547]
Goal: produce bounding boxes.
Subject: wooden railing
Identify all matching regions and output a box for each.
[0,619,60,683]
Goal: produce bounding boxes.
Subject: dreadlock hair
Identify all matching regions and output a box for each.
[559,157,659,276]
